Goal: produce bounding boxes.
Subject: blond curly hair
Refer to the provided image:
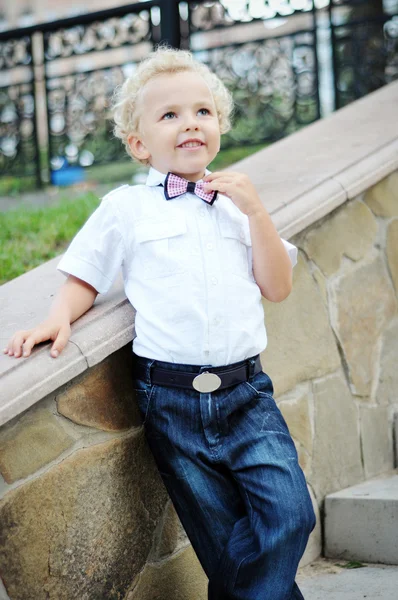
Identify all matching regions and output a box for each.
[111,45,234,164]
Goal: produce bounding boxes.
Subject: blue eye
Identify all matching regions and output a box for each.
[162,112,176,120]
[198,108,210,115]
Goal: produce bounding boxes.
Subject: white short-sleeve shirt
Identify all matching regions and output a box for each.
[57,167,297,366]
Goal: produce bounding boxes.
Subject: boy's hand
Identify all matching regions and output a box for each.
[4,318,71,359]
[203,172,264,217]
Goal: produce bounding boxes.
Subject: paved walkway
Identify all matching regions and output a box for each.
[0,181,113,213]
[1,558,397,599]
[297,558,398,599]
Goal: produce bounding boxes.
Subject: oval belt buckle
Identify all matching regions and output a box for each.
[192,371,222,393]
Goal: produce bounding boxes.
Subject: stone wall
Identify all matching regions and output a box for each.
[269,171,398,500]
[1,171,396,599]
[0,347,209,600]
[1,81,398,599]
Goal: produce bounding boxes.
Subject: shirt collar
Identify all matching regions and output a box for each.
[145,166,211,187]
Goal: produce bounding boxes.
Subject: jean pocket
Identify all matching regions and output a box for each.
[258,395,293,437]
[244,373,292,437]
[244,370,274,399]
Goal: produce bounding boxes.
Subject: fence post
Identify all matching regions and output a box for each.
[311,0,321,121]
[328,0,339,110]
[159,0,181,49]
[31,32,45,188]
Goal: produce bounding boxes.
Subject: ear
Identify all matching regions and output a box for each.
[127,134,151,161]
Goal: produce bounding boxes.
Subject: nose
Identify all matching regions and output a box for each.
[183,113,200,131]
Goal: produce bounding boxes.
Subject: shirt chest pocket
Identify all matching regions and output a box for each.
[219,219,253,280]
[134,216,187,279]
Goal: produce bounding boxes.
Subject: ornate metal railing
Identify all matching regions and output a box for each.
[0,0,397,188]
[329,0,398,108]
[187,1,320,149]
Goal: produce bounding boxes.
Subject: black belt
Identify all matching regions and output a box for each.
[133,355,262,393]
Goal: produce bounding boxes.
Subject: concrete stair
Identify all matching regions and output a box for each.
[324,469,398,565]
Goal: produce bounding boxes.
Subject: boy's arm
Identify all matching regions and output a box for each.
[203,171,294,302]
[247,207,293,302]
[4,275,98,359]
[48,274,98,324]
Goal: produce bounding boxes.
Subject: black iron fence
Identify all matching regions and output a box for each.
[0,0,397,188]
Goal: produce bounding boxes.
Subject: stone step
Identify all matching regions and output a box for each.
[325,470,398,565]
[297,558,398,600]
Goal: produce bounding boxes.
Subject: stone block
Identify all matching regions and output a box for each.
[330,253,396,396]
[360,406,393,479]
[0,409,74,484]
[394,414,398,467]
[386,219,398,294]
[299,485,321,568]
[0,578,10,600]
[57,345,141,432]
[364,171,398,217]
[374,320,398,405]
[311,267,328,307]
[0,341,87,428]
[300,200,377,277]
[148,500,189,562]
[262,253,341,397]
[278,386,312,476]
[325,471,398,564]
[311,373,363,500]
[0,432,169,600]
[126,545,207,600]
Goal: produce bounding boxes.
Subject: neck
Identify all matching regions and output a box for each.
[173,170,206,183]
[151,165,206,183]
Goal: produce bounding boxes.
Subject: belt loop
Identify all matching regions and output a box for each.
[247,356,256,382]
[147,359,156,385]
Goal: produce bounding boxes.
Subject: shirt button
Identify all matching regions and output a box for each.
[211,277,218,285]
[206,242,213,250]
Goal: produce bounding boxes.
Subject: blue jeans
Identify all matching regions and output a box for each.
[132,353,316,600]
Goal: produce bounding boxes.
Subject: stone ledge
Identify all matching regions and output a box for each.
[1,81,398,427]
[230,80,398,239]
[0,258,133,427]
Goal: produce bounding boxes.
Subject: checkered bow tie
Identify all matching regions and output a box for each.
[163,172,218,205]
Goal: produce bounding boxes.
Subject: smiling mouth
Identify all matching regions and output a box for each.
[178,141,205,148]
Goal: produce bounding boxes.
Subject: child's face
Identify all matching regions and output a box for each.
[128,71,221,182]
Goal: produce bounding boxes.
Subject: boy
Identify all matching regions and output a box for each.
[5,47,315,599]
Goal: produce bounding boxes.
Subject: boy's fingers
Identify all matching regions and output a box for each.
[5,324,71,359]
[51,327,71,358]
[21,329,50,357]
[203,174,223,183]
[205,178,233,189]
[203,171,236,181]
[10,331,30,357]
[203,171,227,180]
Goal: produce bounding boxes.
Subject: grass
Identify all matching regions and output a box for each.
[336,561,366,569]
[0,175,38,197]
[0,143,267,285]
[84,160,143,185]
[0,193,100,285]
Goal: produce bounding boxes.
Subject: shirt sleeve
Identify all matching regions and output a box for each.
[56,196,124,294]
[281,238,298,267]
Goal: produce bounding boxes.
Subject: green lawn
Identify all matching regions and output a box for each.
[0,143,267,285]
[0,193,100,285]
